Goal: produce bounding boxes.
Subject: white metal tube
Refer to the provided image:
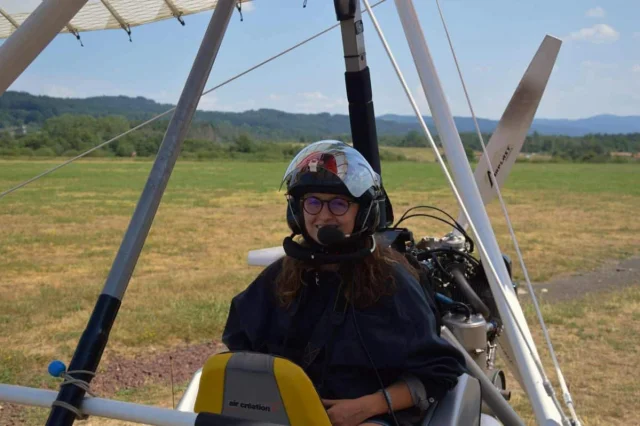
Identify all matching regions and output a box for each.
[176,369,202,412]
[392,1,561,424]
[442,328,524,426]
[0,384,197,426]
[0,0,89,96]
[102,0,235,300]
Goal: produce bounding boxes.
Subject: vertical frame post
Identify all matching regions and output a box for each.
[334,0,392,226]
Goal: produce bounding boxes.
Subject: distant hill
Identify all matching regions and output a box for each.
[1,91,639,137]
[379,113,640,137]
[0,91,417,140]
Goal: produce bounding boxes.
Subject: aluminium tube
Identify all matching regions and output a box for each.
[449,266,491,319]
[45,1,237,425]
[442,328,525,426]
[334,0,392,226]
[392,2,561,424]
[1,384,279,426]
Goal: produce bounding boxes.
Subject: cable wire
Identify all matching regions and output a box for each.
[394,213,462,232]
[0,0,389,201]
[434,1,580,423]
[361,0,566,422]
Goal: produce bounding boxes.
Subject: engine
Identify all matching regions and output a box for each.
[385,208,517,399]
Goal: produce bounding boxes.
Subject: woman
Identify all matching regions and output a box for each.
[223,140,465,426]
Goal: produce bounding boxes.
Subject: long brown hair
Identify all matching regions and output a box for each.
[275,239,419,309]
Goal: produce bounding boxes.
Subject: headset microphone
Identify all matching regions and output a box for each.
[317,225,348,246]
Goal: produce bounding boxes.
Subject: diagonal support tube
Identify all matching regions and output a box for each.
[103,0,234,302]
[45,1,237,425]
[0,0,89,96]
[391,1,562,424]
[442,327,525,426]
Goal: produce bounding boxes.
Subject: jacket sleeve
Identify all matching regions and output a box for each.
[393,264,467,401]
[221,259,283,352]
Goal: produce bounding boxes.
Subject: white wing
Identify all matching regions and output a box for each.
[0,0,251,39]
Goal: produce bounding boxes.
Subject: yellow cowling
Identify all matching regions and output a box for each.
[194,352,331,426]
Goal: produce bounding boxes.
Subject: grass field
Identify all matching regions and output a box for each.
[509,285,640,426]
[1,159,639,425]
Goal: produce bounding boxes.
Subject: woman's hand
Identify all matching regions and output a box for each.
[321,397,372,426]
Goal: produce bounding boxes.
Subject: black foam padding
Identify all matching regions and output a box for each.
[46,294,121,426]
[317,226,346,245]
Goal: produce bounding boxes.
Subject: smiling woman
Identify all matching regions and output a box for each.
[222,140,467,425]
[302,193,360,243]
[3,0,637,423]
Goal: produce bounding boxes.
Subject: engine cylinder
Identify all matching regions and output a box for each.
[442,312,487,369]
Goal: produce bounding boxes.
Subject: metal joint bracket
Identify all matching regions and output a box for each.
[163,0,185,25]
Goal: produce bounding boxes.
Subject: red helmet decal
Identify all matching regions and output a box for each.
[297,152,338,174]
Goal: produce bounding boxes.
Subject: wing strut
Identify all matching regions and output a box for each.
[364,0,565,423]
[163,0,186,25]
[0,7,19,30]
[100,0,132,41]
[44,1,237,424]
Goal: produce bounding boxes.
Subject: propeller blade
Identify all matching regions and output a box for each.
[457,35,562,229]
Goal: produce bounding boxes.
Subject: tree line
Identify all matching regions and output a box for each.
[0,113,638,162]
[378,130,639,162]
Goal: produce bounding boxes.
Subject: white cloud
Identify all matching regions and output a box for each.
[580,60,618,70]
[300,91,328,101]
[269,93,282,101]
[473,65,492,73]
[148,90,171,102]
[294,92,347,113]
[10,72,128,99]
[41,84,78,98]
[633,64,640,73]
[0,0,41,13]
[567,24,620,43]
[585,7,605,18]
[197,94,219,111]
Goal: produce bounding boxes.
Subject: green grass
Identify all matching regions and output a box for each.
[510,286,640,426]
[2,160,638,197]
[0,159,639,425]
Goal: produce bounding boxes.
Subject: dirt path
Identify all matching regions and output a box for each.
[519,256,640,303]
[3,257,639,425]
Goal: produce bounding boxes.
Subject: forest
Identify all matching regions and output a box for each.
[1,91,638,162]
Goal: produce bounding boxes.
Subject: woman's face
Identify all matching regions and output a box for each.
[302,192,359,244]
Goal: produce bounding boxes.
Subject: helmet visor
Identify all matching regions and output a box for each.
[281,141,381,198]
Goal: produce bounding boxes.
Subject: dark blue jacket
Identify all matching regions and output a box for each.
[222,258,465,401]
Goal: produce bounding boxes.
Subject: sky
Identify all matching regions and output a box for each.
[1,0,639,120]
